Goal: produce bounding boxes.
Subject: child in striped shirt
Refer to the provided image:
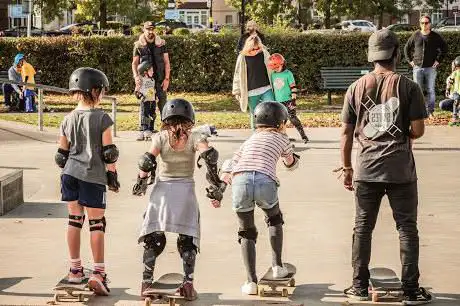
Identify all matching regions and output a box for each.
[220,101,300,295]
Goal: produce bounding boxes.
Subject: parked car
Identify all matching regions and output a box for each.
[386,23,417,32]
[436,25,460,32]
[46,22,98,36]
[335,20,377,32]
[2,26,44,37]
[434,16,460,28]
[155,20,187,34]
[187,23,207,33]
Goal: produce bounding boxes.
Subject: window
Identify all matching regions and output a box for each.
[225,15,232,24]
[200,10,208,26]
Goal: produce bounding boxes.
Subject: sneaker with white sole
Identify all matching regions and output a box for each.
[402,287,432,305]
[272,265,289,278]
[136,131,144,141]
[67,267,85,283]
[241,281,258,295]
[88,271,110,296]
[143,130,153,140]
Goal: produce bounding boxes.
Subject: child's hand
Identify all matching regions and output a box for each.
[445,89,450,98]
[221,173,232,185]
[210,199,221,208]
[291,93,297,101]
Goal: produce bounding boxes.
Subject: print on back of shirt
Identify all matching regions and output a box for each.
[362,95,402,138]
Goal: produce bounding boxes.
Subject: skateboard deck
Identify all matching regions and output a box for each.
[258,263,296,297]
[48,269,94,304]
[143,273,185,306]
[369,267,403,303]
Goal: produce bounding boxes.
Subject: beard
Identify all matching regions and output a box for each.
[145,33,155,42]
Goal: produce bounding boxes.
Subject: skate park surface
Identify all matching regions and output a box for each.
[0,120,459,306]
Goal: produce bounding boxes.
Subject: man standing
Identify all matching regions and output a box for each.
[2,54,24,111]
[404,15,447,117]
[236,20,265,53]
[132,21,170,139]
[340,29,432,305]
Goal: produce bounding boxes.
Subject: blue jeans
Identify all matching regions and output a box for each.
[232,171,278,212]
[24,89,35,112]
[248,89,275,130]
[413,67,437,114]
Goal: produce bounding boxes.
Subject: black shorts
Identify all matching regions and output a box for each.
[61,174,106,209]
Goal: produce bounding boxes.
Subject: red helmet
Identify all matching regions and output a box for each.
[268,53,285,70]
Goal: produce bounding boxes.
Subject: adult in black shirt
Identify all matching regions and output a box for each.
[132,21,171,114]
[404,15,448,116]
[236,20,265,53]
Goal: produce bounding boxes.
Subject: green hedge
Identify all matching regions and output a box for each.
[1,32,459,94]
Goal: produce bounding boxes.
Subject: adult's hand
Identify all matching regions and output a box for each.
[410,61,415,68]
[343,169,354,191]
[162,78,170,92]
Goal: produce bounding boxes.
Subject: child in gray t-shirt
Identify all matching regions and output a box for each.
[55,67,120,296]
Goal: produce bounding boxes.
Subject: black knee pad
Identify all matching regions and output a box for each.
[144,232,166,256]
[68,214,85,229]
[89,216,106,232]
[264,212,284,227]
[238,227,258,244]
[177,234,197,256]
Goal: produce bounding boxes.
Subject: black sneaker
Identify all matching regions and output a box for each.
[344,286,368,301]
[403,287,432,305]
[302,135,309,144]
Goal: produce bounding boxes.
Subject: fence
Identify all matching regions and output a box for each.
[0,78,118,137]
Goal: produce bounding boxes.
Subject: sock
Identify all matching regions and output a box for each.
[181,250,196,282]
[94,263,105,275]
[70,258,82,271]
[143,247,158,283]
[269,224,283,267]
[241,238,257,283]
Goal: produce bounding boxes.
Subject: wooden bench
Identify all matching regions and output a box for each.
[0,170,24,216]
[320,66,411,104]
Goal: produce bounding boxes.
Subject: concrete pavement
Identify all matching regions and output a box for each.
[0,120,459,306]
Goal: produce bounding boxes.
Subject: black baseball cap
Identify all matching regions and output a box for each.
[368,29,399,62]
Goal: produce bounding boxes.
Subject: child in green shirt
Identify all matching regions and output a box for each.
[268,53,308,143]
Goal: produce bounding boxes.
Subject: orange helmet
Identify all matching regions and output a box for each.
[268,53,285,70]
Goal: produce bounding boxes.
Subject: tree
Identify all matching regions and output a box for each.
[225,0,296,25]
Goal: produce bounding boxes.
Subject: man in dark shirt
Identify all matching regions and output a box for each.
[404,15,448,116]
[236,20,265,53]
[132,21,171,115]
[340,29,432,304]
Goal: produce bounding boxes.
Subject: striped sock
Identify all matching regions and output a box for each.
[94,263,105,275]
[70,258,82,271]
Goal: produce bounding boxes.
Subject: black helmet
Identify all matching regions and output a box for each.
[138,61,153,75]
[161,99,195,124]
[454,56,460,68]
[69,67,109,93]
[254,101,288,128]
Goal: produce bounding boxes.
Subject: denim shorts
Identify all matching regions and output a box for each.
[61,174,106,209]
[232,171,279,212]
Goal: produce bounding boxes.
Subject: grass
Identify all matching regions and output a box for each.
[0,92,454,130]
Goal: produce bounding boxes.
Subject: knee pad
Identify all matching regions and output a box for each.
[177,234,197,256]
[68,214,85,229]
[238,227,258,244]
[89,216,106,233]
[144,232,166,256]
[264,212,284,227]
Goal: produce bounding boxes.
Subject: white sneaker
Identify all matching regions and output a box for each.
[272,265,289,278]
[143,130,153,139]
[136,131,144,141]
[241,281,258,295]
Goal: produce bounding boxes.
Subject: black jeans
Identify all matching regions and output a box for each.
[352,181,420,291]
[139,100,156,132]
[154,79,167,117]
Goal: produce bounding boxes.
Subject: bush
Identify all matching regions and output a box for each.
[172,28,191,36]
[1,32,459,94]
[131,25,143,36]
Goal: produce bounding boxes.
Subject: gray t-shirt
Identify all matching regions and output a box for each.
[341,72,427,183]
[59,109,113,185]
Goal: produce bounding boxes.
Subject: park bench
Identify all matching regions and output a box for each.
[320,66,411,104]
[0,70,42,88]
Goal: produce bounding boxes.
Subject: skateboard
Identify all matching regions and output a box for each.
[48,269,94,304]
[258,263,296,297]
[369,267,403,303]
[143,273,185,306]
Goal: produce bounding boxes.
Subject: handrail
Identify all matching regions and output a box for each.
[0,78,117,137]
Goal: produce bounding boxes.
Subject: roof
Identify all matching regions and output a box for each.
[177,2,208,9]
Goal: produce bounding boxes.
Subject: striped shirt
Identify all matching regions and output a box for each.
[232,130,293,182]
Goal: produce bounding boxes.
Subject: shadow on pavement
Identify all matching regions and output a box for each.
[1,202,67,219]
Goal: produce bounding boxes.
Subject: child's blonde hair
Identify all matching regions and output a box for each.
[241,35,264,56]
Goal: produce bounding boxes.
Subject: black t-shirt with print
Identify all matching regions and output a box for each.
[341,72,427,183]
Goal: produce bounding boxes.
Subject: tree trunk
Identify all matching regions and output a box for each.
[378,10,384,29]
[100,0,107,29]
[324,0,331,29]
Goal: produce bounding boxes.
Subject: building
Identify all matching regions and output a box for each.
[176,0,239,27]
[0,0,10,30]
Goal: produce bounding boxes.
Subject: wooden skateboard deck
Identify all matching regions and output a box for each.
[143,273,185,306]
[258,263,296,297]
[48,269,94,304]
[369,267,403,303]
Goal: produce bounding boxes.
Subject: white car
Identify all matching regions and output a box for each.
[341,20,377,32]
[187,23,207,33]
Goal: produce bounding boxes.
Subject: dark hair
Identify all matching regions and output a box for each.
[420,15,431,23]
[161,115,194,142]
[374,46,399,66]
[71,88,103,106]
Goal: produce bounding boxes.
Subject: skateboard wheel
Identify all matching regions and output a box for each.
[259,287,265,297]
[289,278,296,287]
[78,294,83,302]
[144,297,152,306]
[54,293,60,303]
[282,288,288,297]
[372,292,379,302]
[169,298,175,306]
